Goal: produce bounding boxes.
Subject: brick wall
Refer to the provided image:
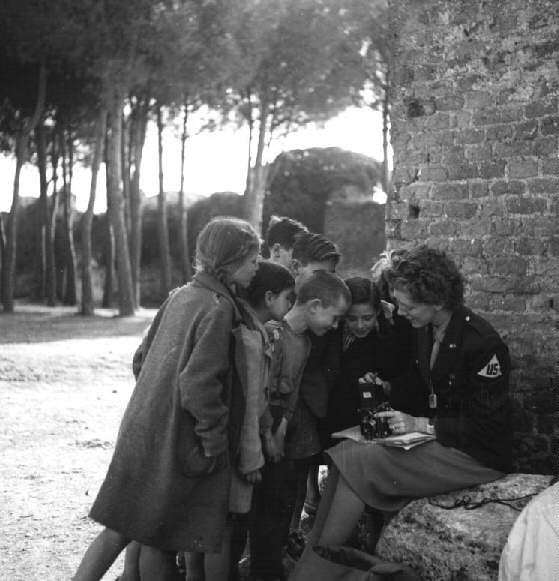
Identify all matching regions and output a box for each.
[386,0,559,473]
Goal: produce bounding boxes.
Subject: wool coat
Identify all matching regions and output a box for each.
[89,272,246,552]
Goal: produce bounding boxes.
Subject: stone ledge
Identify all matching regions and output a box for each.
[376,473,552,581]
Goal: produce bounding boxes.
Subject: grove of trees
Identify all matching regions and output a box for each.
[0,0,391,316]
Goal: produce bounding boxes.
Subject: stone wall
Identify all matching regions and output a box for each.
[386,0,559,473]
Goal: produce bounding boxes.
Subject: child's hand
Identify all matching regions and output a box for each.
[270,417,288,462]
[243,469,262,484]
[380,300,395,323]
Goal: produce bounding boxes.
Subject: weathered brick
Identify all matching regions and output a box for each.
[506,196,548,214]
[466,291,491,310]
[444,201,478,219]
[490,180,526,196]
[494,141,535,158]
[465,144,492,161]
[400,219,428,240]
[507,158,539,178]
[428,220,461,236]
[448,238,483,257]
[514,120,539,140]
[460,128,485,143]
[549,237,559,257]
[478,160,506,178]
[463,91,494,109]
[534,136,557,156]
[386,201,409,220]
[527,177,557,194]
[447,162,479,180]
[419,200,444,216]
[485,124,514,141]
[472,106,523,126]
[435,95,465,111]
[399,183,433,199]
[514,237,546,255]
[482,237,513,256]
[541,115,559,135]
[459,217,493,237]
[525,98,558,118]
[469,181,489,199]
[393,166,414,185]
[489,295,527,312]
[432,182,469,200]
[441,146,466,164]
[419,166,447,181]
[541,157,558,175]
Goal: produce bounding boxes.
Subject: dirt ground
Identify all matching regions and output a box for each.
[0,303,157,580]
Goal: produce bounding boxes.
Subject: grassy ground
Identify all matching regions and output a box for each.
[0,303,155,580]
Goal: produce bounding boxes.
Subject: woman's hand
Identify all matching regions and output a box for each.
[375,410,426,434]
[380,300,395,323]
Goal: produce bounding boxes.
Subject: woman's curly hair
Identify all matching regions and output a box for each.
[387,245,464,310]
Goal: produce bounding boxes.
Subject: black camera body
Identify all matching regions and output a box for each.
[358,379,392,440]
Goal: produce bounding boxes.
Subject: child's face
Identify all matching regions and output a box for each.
[228,252,260,289]
[267,287,296,321]
[345,303,378,339]
[305,297,349,336]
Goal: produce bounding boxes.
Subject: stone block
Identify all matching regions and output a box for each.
[466,292,491,310]
[428,220,460,236]
[489,294,526,312]
[534,136,557,156]
[441,146,466,165]
[506,196,548,214]
[400,219,428,240]
[435,95,465,111]
[494,140,535,158]
[386,201,409,220]
[541,115,559,135]
[527,177,557,194]
[491,256,528,276]
[478,160,505,179]
[432,182,469,200]
[541,156,558,175]
[482,237,513,256]
[486,124,514,141]
[419,166,447,181]
[419,200,444,217]
[444,201,478,219]
[507,158,539,178]
[448,238,484,257]
[469,181,489,199]
[490,180,526,197]
[514,237,546,256]
[464,90,494,109]
[461,128,485,144]
[465,144,493,162]
[514,120,539,140]
[548,237,559,257]
[447,162,479,180]
[525,98,558,118]
[376,475,552,581]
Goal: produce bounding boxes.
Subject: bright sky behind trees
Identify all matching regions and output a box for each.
[0,105,389,213]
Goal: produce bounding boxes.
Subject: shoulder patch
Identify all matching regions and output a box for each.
[477,354,502,378]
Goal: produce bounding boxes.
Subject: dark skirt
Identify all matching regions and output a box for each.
[327,439,503,513]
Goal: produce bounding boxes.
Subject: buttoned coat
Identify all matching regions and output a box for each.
[89,272,245,552]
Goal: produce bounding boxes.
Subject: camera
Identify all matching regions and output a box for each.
[357,377,392,440]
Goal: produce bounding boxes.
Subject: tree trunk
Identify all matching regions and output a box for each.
[178,102,192,283]
[36,122,48,300]
[102,215,115,309]
[381,73,391,196]
[1,138,24,312]
[243,87,254,198]
[121,110,131,235]
[129,98,148,307]
[81,108,107,316]
[1,61,46,313]
[63,131,77,305]
[243,97,268,234]
[105,93,135,315]
[0,214,5,299]
[156,104,172,298]
[46,131,59,306]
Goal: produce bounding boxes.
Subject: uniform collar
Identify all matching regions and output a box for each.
[430,305,470,378]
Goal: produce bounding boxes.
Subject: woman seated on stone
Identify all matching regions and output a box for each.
[289,245,513,579]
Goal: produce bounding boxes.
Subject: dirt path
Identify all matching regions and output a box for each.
[0,304,156,580]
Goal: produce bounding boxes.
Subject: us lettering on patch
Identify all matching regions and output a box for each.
[477,354,502,378]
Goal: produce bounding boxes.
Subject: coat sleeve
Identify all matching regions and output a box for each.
[177,299,234,457]
[435,336,510,447]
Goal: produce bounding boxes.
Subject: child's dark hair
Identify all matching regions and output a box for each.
[292,232,340,266]
[297,270,350,308]
[245,261,295,308]
[387,245,465,310]
[265,216,308,250]
[345,277,380,311]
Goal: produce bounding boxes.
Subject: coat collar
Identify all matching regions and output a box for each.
[191,271,242,322]
[430,305,470,378]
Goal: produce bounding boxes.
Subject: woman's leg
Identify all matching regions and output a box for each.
[72,528,129,581]
[119,541,141,581]
[138,545,183,581]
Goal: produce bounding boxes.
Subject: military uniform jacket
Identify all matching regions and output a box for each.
[388,306,512,472]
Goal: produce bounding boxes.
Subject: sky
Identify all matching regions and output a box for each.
[0,106,390,213]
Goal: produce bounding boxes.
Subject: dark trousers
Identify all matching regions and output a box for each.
[249,457,309,579]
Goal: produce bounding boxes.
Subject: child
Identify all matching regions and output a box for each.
[326,277,403,439]
[265,215,308,269]
[249,270,350,581]
[72,216,260,581]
